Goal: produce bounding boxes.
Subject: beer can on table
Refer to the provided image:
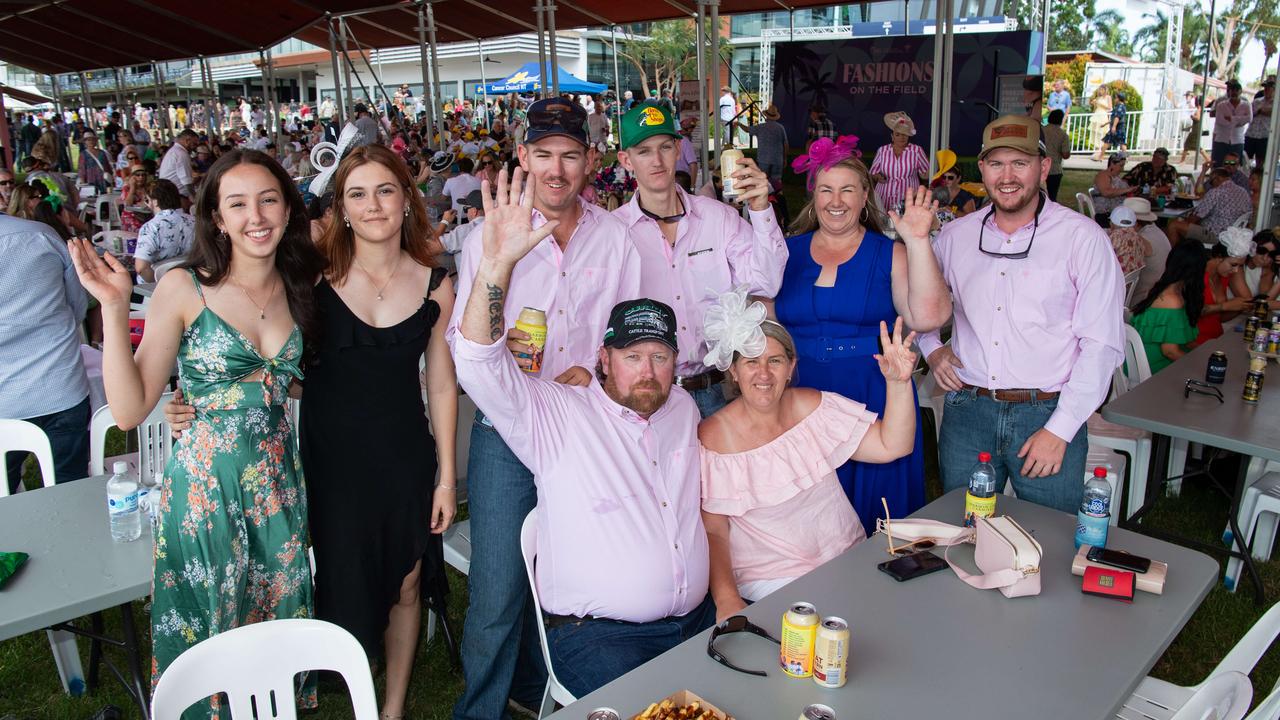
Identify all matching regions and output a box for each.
[514,307,547,374]
[1206,351,1228,384]
[781,602,819,678]
[720,148,744,198]
[1246,314,1261,343]
[586,709,620,720]
[1245,371,1265,403]
[813,617,850,688]
[799,704,837,720]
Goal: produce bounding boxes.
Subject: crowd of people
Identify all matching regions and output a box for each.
[5,72,1280,720]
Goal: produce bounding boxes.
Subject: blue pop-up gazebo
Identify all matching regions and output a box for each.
[484,62,607,95]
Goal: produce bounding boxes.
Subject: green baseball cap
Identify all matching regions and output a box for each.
[620,102,680,150]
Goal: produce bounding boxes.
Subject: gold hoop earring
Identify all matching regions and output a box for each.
[860,206,869,223]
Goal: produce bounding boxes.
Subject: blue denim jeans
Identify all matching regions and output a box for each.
[4,396,90,494]
[938,389,1087,514]
[453,413,548,720]
[689,384,728,419]
[547,594,716,698]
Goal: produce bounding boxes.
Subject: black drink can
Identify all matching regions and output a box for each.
[1207,351,1228,384]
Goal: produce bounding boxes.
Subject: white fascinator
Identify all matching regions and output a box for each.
[306,122,361,196]
[702,286,768,371]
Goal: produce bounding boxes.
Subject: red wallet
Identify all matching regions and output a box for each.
[1083,565,1136,603]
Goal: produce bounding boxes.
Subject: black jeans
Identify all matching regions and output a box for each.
[5,396,90,493]
[1047,173,1063,202]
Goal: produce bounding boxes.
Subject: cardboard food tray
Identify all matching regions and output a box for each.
[1072,545,1167,595]
[630,690,735,720]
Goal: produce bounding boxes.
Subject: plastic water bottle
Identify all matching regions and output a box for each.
[1075,467,1112,550]
[107,461,141,542]
[964,452,997,527]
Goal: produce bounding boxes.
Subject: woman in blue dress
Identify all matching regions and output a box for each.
[774,142,951,530]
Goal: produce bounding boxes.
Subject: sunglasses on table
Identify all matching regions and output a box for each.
[706,615,780,677]
[1184,379,1224,402]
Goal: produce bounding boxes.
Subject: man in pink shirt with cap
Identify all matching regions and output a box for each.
[454,167,713,698]
[919,115,1124,512]
[613,101,787,416]
[447,98,641,719]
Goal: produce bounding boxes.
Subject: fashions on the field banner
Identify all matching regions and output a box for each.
[773,31,1040,158]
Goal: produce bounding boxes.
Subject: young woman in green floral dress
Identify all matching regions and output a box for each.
[68,149,325,719]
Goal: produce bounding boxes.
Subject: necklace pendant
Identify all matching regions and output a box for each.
[260,311,265,320]
[377,293,383,301]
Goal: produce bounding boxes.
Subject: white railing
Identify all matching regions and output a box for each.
[1062,108,1204,155]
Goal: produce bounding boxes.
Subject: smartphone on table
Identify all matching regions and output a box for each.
[1086,546,1152,574]
[878,550,948,582]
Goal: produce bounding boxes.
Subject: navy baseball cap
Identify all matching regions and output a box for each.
[523,98,589,148]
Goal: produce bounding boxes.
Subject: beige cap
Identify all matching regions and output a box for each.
[978,114,1045,160]
[1123,197,1157,222]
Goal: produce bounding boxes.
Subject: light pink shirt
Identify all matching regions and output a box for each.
[917,199,1124,442]
[453,333,709,622]
[614,187,788,375]
[448,197,642,381]
[701,392,873,586]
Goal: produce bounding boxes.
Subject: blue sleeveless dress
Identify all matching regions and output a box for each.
[774,230,925,531]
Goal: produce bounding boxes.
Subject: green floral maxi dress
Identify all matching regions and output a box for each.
[151,271,316,718]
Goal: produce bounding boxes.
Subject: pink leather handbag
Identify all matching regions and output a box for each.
[944,516,1043,598]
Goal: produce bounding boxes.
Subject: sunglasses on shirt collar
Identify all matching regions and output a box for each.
[706,615,780,677]
[977,191,1047,260]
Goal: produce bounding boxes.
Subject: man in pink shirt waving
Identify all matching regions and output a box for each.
[454,167,713,698]
[919,115,1124,512]
[613,101,787,416]
[447,98,642,720]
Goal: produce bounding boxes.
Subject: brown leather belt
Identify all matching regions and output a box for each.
[676,368,724,392]
[963,385,1060,403]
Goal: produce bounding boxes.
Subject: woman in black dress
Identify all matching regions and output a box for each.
[305,144,457,719]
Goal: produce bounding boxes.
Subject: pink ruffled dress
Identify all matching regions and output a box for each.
[700,392,876,601]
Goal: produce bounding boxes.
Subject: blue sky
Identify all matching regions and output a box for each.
[1095,0,1269,80]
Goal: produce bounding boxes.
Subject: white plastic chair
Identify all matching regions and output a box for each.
[521,512,577,718]
[93,192,121,235]
[1120,602,1280,719]
[1225,467,1280,592]
[150,618,378,720]
[1245,676,1280,720]
[1120,671,1252,720]
[151,255,187,281]
[0,418,56,496]
[89,393,174,483]
[1123,268,1142,308]
[1077,191,1096,218]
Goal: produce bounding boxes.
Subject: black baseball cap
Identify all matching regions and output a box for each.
[460,189,485,210]
[523,97,588,147]
[602,299,678,352]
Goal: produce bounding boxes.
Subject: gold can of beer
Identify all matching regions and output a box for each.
[813,617,850,688]
[720,148,744,198]
[780,602,819,678]
[1244,371,1264,404]
[1246,315,1261,343]
[514,307,547,374]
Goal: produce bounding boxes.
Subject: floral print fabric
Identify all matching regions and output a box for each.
[150,271,314,719]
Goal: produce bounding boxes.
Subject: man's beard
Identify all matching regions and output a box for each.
[987,182,1039,215]
[604,375,670,416]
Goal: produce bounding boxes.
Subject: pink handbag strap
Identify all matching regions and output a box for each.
[943,541,1030,590]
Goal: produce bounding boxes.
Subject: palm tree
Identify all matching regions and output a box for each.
[1134,9,1169,64]
[1091,10,1135,58]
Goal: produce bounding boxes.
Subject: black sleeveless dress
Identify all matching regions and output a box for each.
[300,267,449,656]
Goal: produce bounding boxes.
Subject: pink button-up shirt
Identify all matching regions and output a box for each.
[448,197,641,380]
[614,188,788,375]
[917,199,1124,442]
[453,333,710,622]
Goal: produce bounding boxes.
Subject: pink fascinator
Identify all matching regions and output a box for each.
[791,134,860,189]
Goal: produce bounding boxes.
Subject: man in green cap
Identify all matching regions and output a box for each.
[612,101,787,417]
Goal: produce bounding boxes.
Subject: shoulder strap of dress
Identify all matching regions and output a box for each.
[188,268,207,306]
[427,265,447,296]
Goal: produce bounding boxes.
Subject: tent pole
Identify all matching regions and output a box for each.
[695,0,709,185]
[114,68,124,115]
[547,0,561,96]
[611,25,622,141]
[709,0,721,158]
[534,0,548,99]
[340,18,358,114]
[479,40,491,131]
[327,15,347,126]
[928,0,945,179]
[50,73,62,118]
[152,62,166,144]
[1256,50,1280,228]
[1195,0,1216,161]
[0,93,10,170]
[426,1,443,127]
[418,2,436,149]
[259,49,272,140]
[940,0,954,152]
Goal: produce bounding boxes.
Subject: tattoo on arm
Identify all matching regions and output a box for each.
[486,283,504,341]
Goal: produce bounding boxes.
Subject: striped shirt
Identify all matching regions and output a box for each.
[869,142,928,211]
